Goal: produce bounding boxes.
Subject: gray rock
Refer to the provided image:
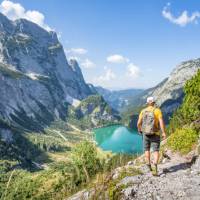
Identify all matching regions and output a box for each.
[162,158,169,164]
[127,161,134,165]
[118,175,142,186]
[122,186,137,199]
[0,13,118,134]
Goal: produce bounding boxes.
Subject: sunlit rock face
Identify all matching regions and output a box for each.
[145,59,199,115]
[0,13,94,133]
[134,58,200,121]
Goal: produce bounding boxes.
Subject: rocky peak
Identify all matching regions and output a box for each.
[0,12,94,133]
[0,12,14,33]
[132,58,200,121]
[68,59,84,79]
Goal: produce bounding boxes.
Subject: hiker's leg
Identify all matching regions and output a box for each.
[151,135,161,164]
[143,135,152,171]
[145,150,151,164]
[143,135,150,164]
[153,151,159,164]
[151,135,161,175]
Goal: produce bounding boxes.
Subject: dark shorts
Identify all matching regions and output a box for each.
[143,134,160,152]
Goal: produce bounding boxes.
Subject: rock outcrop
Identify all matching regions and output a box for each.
[119,150,200,200]
[68,142,200,200]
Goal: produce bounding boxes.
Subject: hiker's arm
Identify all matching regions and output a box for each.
[159,117,166,140]
[137,116,142,134]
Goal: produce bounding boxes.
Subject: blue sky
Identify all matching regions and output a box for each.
[0,0,200,89]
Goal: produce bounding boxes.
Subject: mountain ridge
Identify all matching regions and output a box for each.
[0,12,118,138]
[94,86,144,112]
[123,58,200,122]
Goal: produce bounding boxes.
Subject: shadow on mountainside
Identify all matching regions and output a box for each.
[0,129,51,172]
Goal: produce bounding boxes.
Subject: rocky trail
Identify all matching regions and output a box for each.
[68,145,200,200]
[120,149,200,200]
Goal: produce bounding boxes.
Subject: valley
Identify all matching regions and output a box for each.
[0,9,199,200]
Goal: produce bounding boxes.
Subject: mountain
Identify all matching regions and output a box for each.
[124,58,200,122]
[0,13,118,138]
[95,86,144,112]
[68,95,120,129]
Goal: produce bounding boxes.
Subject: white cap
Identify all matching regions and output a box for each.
[147,96,155,104]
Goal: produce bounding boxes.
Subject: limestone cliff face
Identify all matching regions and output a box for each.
[0,13,94,134]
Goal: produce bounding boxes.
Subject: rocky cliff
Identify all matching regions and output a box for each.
[0,12,117,137]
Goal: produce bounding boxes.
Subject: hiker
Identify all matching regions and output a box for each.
[137,96,166,175]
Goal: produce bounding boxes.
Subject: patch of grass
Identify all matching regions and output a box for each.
[108,180,126,200]
[90,166,142,200]
[167,127,198,154]
[119,167,142,180]
[26,133,70,152]
[107,167,142,200]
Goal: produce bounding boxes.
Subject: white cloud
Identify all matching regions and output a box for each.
[66,48,88,55]
[0,0,51,31]
[126,63,141,78]
[93,68,116,84]
[81,58,95,69]
[162,3,200,27]
[107,54,129,64]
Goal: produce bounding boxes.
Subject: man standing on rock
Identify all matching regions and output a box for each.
[137,97,166,176]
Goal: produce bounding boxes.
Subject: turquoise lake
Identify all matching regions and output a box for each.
[94,125,143,154]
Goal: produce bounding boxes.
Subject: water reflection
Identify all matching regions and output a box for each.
[94,125,143,154]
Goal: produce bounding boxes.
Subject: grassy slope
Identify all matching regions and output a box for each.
[0,119,92,199]
[0,95,120,200]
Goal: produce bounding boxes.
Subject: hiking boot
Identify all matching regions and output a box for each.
[152,164,158,176]
[146,164,153,172]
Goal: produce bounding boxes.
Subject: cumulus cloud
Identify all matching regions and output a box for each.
[162,3,200,26]
[81,58,95,69]
[126,63,141,78]
[107,54,129,64]
[93,68,116,84]
[65,48,88,55]
[0,0,51,31]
